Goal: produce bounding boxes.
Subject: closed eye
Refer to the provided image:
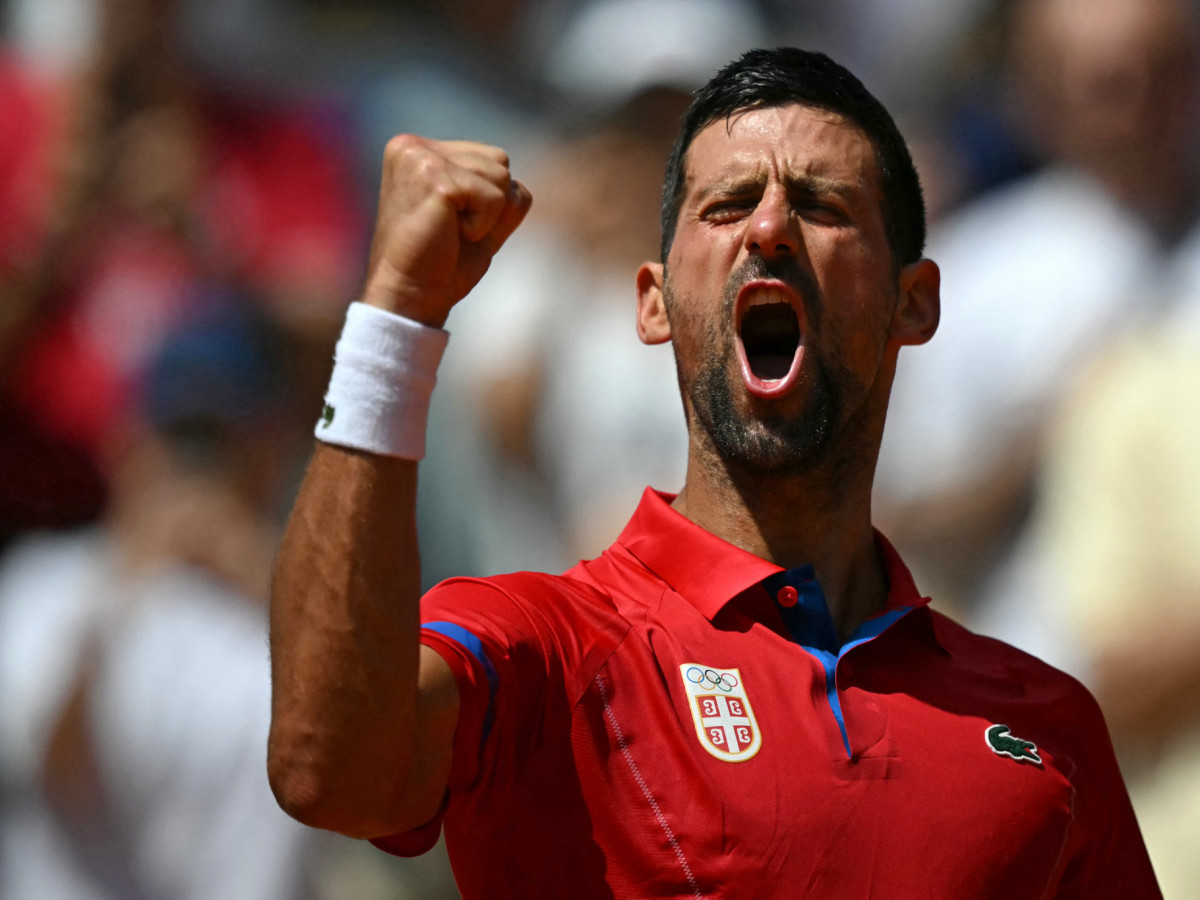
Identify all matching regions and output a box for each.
[703,196,849,226]
[793,197,848,225]
[703,198,757,223]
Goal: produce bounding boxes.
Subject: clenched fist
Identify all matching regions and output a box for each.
[360,136,532,327]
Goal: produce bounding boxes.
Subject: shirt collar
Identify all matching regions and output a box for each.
[613,487,931,621]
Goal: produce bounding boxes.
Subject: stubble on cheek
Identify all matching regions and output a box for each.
[662,269,730,409]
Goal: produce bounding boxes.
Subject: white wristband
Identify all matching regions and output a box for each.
[315,302,449,459]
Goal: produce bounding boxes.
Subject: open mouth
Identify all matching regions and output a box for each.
[742,297,800,379]
[735,283,804,397]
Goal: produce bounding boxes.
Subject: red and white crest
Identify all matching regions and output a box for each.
[679,664,762,762]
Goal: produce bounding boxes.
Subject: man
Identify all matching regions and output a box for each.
[268,49,1158,897]
[1,307,317,899]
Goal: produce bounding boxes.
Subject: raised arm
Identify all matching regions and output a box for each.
[267,136,531,838]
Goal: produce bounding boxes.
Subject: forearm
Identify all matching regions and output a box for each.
[268,135,528,838]
[267,443,440,836]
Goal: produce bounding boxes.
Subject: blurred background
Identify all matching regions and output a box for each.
[1,0,1198,896]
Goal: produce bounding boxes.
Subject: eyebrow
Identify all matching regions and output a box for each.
[693,172,858,204]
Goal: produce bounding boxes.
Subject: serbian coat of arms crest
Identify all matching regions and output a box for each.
[679,663,762,762]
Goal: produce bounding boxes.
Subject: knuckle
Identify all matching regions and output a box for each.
[412,152,449,184]
[432,175,458,198]
[384,133,423,160]
[488,146,510,169]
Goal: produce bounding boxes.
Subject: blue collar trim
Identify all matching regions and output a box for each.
[763,567,916,757]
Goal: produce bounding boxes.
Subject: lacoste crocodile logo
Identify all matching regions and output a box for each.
[986,724,1042,765]
[320,403,335,428]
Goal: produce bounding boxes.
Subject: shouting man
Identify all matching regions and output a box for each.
[268,49,1158,898]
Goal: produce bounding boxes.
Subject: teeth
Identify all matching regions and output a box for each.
[746,289,791,308]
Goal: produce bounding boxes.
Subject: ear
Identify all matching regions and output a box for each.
[636,262,671,345]
[889,258,940,347]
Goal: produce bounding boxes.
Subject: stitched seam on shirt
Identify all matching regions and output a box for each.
[568,627,634,713]
[595,674,704,900]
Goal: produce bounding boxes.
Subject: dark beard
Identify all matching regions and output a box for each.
[693,343,843,475]
[668,257,850,475]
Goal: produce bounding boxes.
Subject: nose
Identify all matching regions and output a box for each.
[744,185,799,259]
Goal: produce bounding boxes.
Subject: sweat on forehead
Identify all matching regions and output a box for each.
[680,106,877,200]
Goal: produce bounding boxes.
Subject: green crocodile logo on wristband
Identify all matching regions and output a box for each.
[986,724,1042,765]
[320,403,336,428]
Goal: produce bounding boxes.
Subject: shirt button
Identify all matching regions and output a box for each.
[777,585,799,608]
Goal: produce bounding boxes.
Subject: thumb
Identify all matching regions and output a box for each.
[476,179,533,258]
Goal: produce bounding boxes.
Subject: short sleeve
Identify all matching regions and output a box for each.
[1052,689,1161,896]
[369,575,566,857]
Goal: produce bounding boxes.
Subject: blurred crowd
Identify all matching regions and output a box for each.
[1,0,1198,897]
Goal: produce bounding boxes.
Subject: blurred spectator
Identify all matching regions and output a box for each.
[823,0,994,113]
[0,0,363,551]
[876,0,1200,623]
[1016,298,1200,895]
[0,306,316,899]
[0,30,107,548]
[352,0,548,166]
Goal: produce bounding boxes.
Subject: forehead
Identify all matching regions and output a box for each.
[682,104,881,197]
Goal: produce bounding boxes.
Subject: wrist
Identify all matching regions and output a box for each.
[360,266,453,328]
[315,302,450,459]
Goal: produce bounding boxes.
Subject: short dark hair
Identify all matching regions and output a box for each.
[660,48,926,266]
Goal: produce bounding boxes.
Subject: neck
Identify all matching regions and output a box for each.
[672,430,887,641]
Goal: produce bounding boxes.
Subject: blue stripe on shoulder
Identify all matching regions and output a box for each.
[423,621,499,743]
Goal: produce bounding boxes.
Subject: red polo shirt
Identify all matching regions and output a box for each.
[375,489,1158,898]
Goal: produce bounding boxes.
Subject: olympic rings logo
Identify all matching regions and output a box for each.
[685,666,739,692]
